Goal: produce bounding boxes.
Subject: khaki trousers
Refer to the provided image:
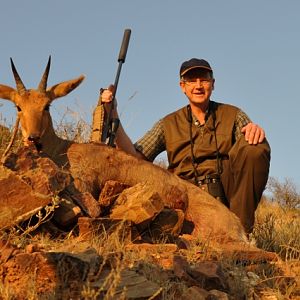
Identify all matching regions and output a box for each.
[220,138,271,233]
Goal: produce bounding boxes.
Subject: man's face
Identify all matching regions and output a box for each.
[180,69,215,106]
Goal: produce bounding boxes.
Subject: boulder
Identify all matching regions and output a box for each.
[110,183,164,229]
[0,166,53,229]
[0,147,70,229]
[98,179,129,210]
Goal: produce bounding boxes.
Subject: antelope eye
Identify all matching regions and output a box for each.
[45,104,50,111]
[16,105,21,112]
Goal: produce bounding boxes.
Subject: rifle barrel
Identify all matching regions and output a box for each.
[101,29,131,144]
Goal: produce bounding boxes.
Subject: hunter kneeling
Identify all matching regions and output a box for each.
[98,58,271,234]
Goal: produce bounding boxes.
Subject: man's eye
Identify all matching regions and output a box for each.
[16,106,21,112]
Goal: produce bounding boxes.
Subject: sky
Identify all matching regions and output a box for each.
[0,0,299,187]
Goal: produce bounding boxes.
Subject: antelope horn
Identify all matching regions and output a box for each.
[10,58,26,95]
[38,56,51,92]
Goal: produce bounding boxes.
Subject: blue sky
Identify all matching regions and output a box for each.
[0,0,299,187]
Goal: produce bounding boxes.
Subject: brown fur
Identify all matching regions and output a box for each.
[0,60,248,245]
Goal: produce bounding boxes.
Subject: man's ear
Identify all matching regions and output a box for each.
[212,78,215,90]
[180,80,186,93]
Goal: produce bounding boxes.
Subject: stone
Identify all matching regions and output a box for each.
[0,240,20,263]
[98,180,129,210]
[52,198,82,227]
[181,286,209,300]
[173,255,200,287]
[0,249,92,299]
[149,208,185,238]
[0,147,71,229]
[4,146,71,194]
[207,289,229,300]
[173,256,228,292]
[0,166,52,229]
[219,246,279,264]
[68,192,101,218]
[89,268,162,299]
[110,183,164,228]
[189,261,228,291]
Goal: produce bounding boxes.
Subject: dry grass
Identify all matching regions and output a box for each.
[1,199,299,299]
[0,114,299,299]
[0,121,23,158]
[253,199,300,261]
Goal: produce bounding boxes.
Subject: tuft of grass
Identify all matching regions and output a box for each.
[253,200,300,261]
[53,106,91,143]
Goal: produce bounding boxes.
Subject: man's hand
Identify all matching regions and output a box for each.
[241,123,265,145]
[100,84,115,104]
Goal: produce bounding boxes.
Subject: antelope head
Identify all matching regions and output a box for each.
[0,57,84,148]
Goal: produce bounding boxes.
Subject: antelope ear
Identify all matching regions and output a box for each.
[0,84,17,102]
[47,75,85,100]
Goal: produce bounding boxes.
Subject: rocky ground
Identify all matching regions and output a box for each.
[0,147,299,299]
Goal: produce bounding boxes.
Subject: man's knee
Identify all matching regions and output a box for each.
[229,138,270,167]
[244,142,270,163]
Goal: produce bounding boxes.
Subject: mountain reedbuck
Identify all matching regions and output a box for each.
[0,58,248,245]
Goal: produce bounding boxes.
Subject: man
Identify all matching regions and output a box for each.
[100,58,270,233]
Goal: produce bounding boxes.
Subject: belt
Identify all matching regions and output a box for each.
[197,174,221,185]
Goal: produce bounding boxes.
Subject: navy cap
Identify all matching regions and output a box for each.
[180,58,212,77]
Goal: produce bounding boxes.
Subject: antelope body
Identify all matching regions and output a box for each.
[0,58,248,245]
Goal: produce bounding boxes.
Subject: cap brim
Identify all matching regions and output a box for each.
[181,65,212,76]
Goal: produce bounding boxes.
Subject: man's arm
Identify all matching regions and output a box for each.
[100,86,145,159]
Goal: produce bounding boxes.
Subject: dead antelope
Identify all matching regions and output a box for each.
[0,57,84,167]
[0,58,248,245]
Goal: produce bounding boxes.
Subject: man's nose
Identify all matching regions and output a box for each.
[195,79,203,88]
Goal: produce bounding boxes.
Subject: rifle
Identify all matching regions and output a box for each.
[101,29,131,147]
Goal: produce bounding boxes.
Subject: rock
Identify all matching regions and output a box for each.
[98,180,129,211]
[173,256,228,292]
[181,286,209,300]
[207,289,229,300]
[0,147,71,229]
[25,243,44,254]
[110,183,164,228]
[3,146,71,194]
[219,246,279,264]
[0,251,58,298]
[0,249,93,299]
[0,166,53,229]
[89,268,162,300]
[0,240,20,263]
[173,255,200,286]
[0,242,162,300]
[150,208,185,238]
[67,191,101,218]
[52,198,82,227]
[189,261,228,291]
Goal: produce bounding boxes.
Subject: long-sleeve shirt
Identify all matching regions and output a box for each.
[134,104,251,162]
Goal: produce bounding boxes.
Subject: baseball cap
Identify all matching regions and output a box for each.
[180,58,213,77]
